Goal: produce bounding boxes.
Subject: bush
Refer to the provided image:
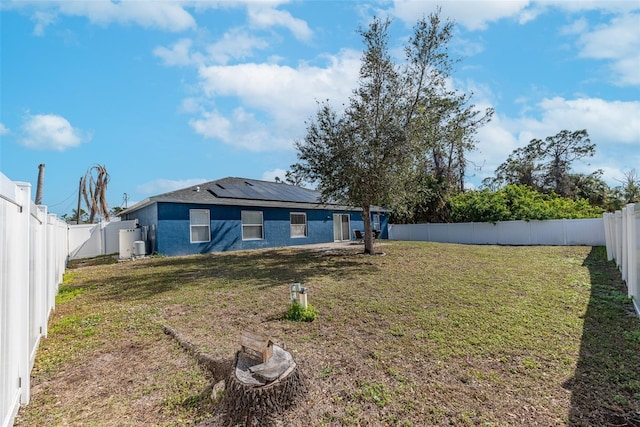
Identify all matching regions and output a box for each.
[450,184,604,223]
[284,301,318,322]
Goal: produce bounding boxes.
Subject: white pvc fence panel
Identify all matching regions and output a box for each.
[604,204,640,316]
[68,219,138,260]
[1,173,67,427]
[388,218,605,246]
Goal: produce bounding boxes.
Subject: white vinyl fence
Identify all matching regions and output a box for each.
[604,203,639,316]
[1,173,67,427]
[388,218,605,246]
[68,219,138,260]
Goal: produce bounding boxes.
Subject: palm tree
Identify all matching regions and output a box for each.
[81,165,110,223]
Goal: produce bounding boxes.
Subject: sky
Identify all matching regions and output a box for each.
[1,0,639,217]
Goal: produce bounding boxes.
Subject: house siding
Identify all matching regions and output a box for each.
[124,201,387,256]
[128,203,158,226]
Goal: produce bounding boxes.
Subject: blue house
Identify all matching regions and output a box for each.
[120,177,389,256]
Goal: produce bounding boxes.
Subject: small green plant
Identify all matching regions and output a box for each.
[56,284,87,304]
[284,301,318,322]
[355,381,391,408]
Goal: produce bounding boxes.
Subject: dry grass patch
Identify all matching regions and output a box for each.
[15,242,640,426]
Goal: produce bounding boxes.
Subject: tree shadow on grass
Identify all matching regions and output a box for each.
[78,247,379,302]
[566,246,640,426]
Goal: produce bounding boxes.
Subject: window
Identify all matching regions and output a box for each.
[373,213,381,231]
[190,209,210,243]
[290,213,307,238]
[242,210,263,240]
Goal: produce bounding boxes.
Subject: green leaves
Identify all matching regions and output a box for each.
[490,129,596,199]
[284,301,318,322]
[294,11,492,234]
[450,184,604,223]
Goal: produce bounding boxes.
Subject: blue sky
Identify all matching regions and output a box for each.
[1,1,639,217]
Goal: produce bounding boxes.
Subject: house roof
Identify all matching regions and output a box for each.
[121,177,390,214]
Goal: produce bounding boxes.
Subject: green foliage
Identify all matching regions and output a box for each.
[284,301,318,322]
[488,129,596,199]
[450,184,604,223]
[293,10,492,247]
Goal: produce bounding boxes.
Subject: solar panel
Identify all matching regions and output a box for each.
[208,178,319,203]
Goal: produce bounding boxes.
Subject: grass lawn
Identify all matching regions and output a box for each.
[14,242,640,426]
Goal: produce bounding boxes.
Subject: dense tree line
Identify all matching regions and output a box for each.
[388,128,638,223]
[392,129,638,223]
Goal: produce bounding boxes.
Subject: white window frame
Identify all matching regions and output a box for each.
[373,213,381,232]
[189,209,210,243]
[242,210,264,240]
[290,212,307,238]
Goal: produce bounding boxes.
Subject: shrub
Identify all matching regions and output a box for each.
[450,184,604,223]
[284,301,318,322]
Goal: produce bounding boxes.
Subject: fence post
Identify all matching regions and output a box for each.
[614,211,622,268]
[603,213,613,261]
[15,183,31,405]
[626,204,636,299]
[1,174,69,427]
[622,207,629,282]
[47,214,59,318]
[29,205,46,372]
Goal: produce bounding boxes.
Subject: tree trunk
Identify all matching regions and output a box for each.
[362,204,374,254]
[224,346,306,426]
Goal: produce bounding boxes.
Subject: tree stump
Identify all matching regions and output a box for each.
[224,344,306,426]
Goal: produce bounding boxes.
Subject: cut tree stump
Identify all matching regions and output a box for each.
[224,344,306,426]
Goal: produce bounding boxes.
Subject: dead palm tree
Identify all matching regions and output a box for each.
[81,164,110,223]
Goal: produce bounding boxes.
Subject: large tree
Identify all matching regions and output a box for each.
[486,129,596,199]
[617,169,640,204]
[533,129,595,196]
[294,11,492,252]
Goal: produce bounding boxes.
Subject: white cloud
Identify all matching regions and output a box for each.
[20,113,90,151]
[31,10,57,36]
[190,107,293,151]
[545,1,639,14]
[262,168,288,182]
[247,3,312,41]
[180,97,202,114]
[533,97,640,144]
[136,178,208,196]
[205,28,270,65]
[560,17,588,35]
[154,28,272,68]
[391,0,531,31]
[0,123,9,135]
[469,115,520,181]
[154,38,203,67]
[12,0,196,34]
[390,1,639,35]
[469,96,640,187]
[191,49,361,151]
[189,109,232,143]
[198,60,354,114]
[575,13,640,86]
